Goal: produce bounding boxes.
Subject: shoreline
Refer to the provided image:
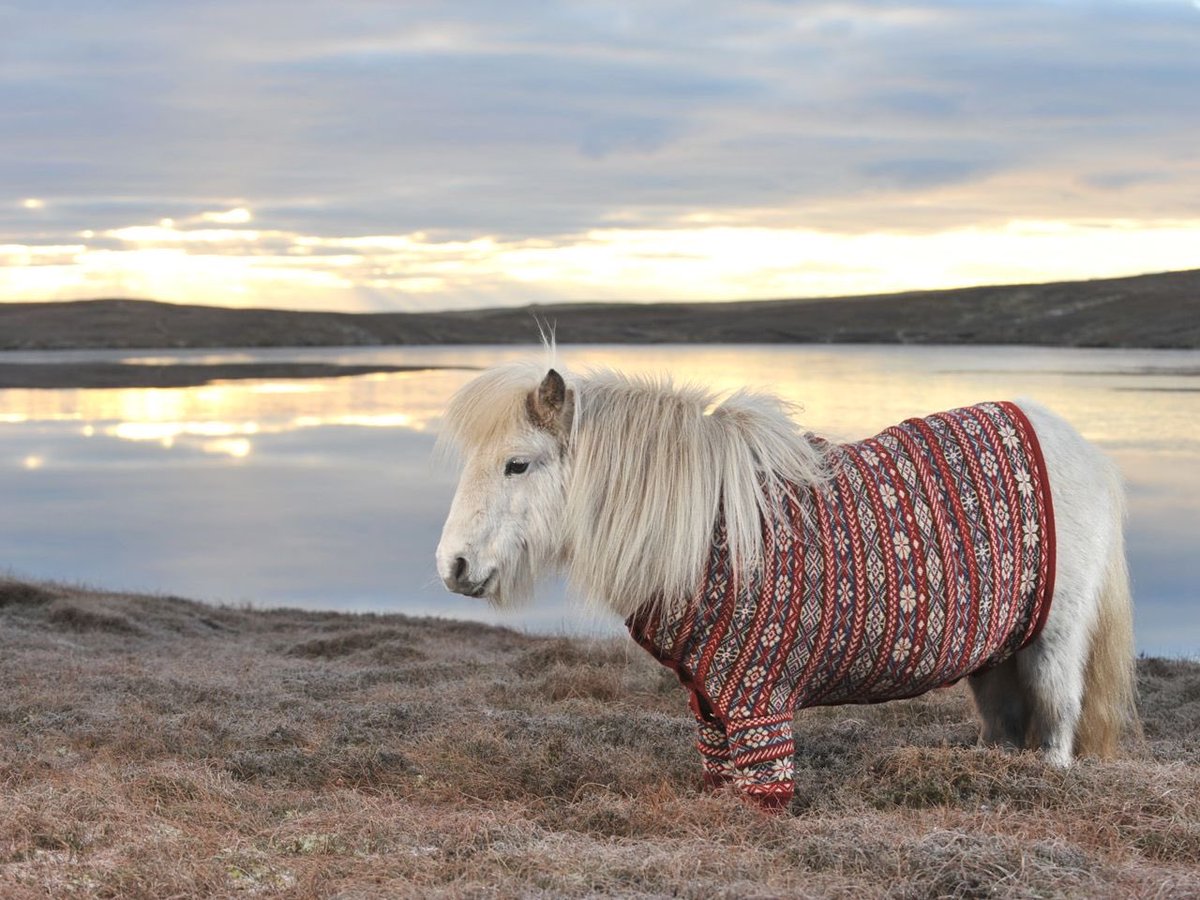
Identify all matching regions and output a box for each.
[1,345,1197,391]
[0,361,464,390]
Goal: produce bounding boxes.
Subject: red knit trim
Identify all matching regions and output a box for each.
[744,787,792,813]
[729,745,794,767]
[1000,401,1057,648]
[702,770,734,791]
[729,711,794,729]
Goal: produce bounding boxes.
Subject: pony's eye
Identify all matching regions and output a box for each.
[504,459,530,476]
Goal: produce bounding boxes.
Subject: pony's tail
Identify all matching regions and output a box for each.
[1074,477,1140,757]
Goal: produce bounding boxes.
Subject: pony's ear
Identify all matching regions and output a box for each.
[526,368,574,442]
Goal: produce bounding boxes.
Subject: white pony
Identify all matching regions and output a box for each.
[436,363,1137,810]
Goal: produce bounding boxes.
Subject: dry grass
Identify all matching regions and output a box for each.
[2,577,1198,898]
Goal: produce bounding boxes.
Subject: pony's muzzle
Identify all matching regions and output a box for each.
[439,553,494,598]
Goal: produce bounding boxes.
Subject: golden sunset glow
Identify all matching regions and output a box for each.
[3,214,1199,312]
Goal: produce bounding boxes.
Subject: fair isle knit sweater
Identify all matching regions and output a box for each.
[628,402,1056,809]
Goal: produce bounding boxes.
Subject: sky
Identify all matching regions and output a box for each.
[3,0,1200,313]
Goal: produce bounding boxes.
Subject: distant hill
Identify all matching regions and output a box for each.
[3,269,1199,350]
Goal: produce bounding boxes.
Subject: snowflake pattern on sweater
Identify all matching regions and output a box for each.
[628,401,1056,810]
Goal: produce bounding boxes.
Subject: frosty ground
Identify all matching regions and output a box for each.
[1,579,1197,898]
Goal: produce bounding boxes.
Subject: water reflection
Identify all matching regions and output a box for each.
[0,369,462,462]
[1,344,1197,655]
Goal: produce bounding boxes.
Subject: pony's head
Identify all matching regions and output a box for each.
[435,364,574,606]
[436,360,833,618]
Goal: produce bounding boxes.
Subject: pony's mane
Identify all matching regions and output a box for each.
[568,369,830,618]
[439,362,831,618]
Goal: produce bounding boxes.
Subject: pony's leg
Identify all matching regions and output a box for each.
[968,655,1030,748]
[1016,616,1091,768]
[725,713,796,812]
[694,715,736,789]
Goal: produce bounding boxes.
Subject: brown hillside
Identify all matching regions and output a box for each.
[3,268,1199,350]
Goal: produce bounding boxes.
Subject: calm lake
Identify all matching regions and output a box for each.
[1,344,1197,656]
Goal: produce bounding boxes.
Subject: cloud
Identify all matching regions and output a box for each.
[2,1,1200,308]
[199,208,253,225]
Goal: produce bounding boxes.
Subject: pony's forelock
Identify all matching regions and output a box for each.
[435,362,548,463]
[436,329,561,462]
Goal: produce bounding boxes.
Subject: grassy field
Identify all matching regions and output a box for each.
[1,578,1197,898]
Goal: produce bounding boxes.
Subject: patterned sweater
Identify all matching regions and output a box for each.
[628,402,1056,809]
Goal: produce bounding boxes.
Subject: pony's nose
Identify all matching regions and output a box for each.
[443,554,491,596]
[442,554,470,592]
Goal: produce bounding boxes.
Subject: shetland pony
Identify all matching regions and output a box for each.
[435,363,1137,810]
